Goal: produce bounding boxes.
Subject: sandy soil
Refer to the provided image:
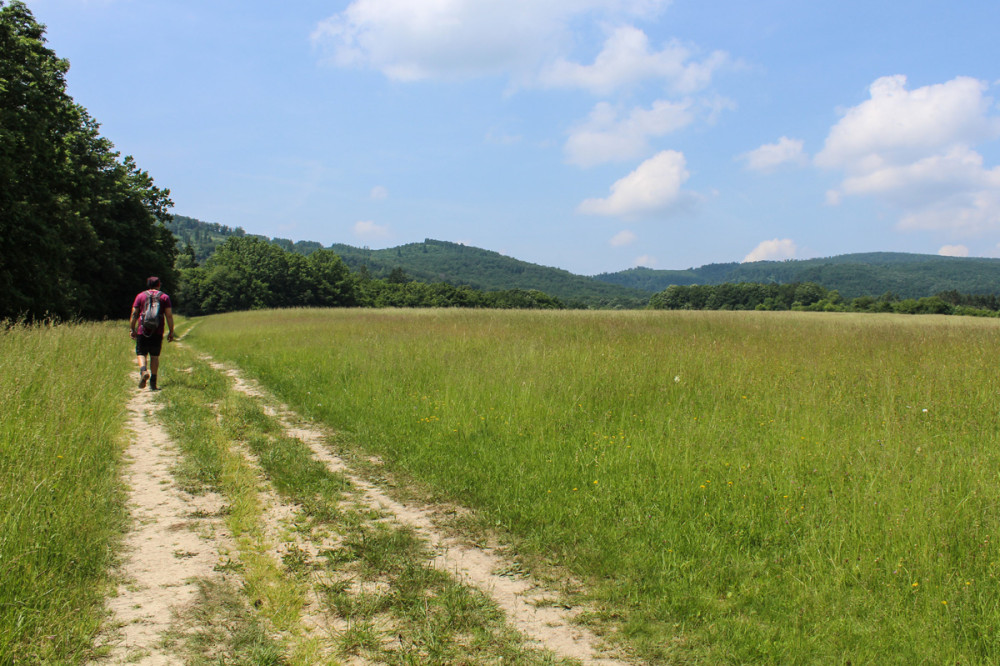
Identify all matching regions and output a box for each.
[99,387,233,664]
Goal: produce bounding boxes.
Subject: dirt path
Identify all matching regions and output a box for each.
[210,359,629,666]
[101,387,233,664]
[100,351,629,665]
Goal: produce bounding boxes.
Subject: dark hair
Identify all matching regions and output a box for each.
[147,276,161,289]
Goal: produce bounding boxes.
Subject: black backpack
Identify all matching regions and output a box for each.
[140,290,162,336]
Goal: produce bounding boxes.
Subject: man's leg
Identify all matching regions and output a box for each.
[149,355,160,390]
[136,353,150,388]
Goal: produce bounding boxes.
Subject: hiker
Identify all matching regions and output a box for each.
[130,276,176,391]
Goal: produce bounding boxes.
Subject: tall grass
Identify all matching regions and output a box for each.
[188,309,1000,663]
[0,321,132,663]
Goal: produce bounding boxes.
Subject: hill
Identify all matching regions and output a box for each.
[329,239,649,308]
[165,215,1000,303]
[594,252,1000,299]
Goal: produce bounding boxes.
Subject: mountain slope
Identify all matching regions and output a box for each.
[594,253,1000,299]
[329,239,650,307]
[167,215,1000,303]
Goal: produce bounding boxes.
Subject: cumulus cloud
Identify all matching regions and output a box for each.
[939,244,970,257]
[610,229,637,246]
[565,99,694,166]
[634,254,657,267]
[578,150,690,217]
[817,75,1000,235]
[312,0,671,81]
[743,238,797,263]
[739,136,807,172]
[816,75,1000,170]
[537,25,728,95]
[353,220,391,239]
[370,185,389,200]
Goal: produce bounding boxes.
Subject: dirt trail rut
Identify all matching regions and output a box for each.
[211,359,628,666]
[102,387,232,664]
[102,351,629,664]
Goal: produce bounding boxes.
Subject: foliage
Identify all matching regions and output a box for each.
[0,321,130,663]
[599,252,1000,299]
[192,308,1000,664]
[175,236,567,314]
[167,218,1000,309]
[329,239,648,308]
[648,281,1000,317]
[357,278,565,309]
[0,1,176,321]
[165,214,249,264]
[176,236,358,315]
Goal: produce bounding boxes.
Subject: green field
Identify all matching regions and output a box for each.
[184,308,1000,664]
[0,322,132,663]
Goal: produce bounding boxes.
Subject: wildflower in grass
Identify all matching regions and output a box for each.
[674,375,680,383]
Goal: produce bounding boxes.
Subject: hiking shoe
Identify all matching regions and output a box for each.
[139,371,150,389]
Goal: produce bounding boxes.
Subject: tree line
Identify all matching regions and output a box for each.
[0,1,176,321]
[175,236,565,315]
[648,282,1000,317]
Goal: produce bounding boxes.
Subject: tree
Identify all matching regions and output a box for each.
[175,237,358,315]
[0,1,175,320]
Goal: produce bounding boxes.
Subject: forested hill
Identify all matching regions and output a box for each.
[328,239,649,308]
[166,214,1000,303]
[594,253,1000,299]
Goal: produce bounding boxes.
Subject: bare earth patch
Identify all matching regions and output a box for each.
[98,388,232,664]
[208,359,630,666]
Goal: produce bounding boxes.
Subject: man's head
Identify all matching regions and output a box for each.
[147,276,161,289]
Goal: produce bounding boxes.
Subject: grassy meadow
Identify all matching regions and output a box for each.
[0,321,132,663]
[185,308,1000,664]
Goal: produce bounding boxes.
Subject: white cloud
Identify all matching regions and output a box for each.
[939,244,970,257]
[312,0,671,81]
[740,136,807,172]
[353,220,391,239]
[537,25,728,95]
[897,189,1000,234]
[743,238,797,263]
[370,185,389,200]
[565,99,694,167]
[817,75,1000,235]
[610,229,637,246]
[634,254,657,267]
[815,75,1000,170]
[578,150,690,217]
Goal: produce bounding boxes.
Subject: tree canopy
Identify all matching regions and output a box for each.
[0,1,176,321]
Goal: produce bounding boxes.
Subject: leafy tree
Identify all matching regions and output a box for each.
[0,1,175,320]
[176,237,357,315]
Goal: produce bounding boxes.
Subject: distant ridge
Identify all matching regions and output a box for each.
[167,216,1000,302]
[593,252,1000,300]
[328,239,649,308]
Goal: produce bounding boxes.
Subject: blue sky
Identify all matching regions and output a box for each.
[24,0,1000,274]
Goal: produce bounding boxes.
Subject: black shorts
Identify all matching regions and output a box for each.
[135,335,163,357]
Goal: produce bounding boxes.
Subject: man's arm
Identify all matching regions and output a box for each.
[164,307,176,341]
[129,307,140,338]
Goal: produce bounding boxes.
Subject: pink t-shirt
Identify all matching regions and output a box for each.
[133,290,171,336]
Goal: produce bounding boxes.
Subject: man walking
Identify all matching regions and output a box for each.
[130,276,175,390]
